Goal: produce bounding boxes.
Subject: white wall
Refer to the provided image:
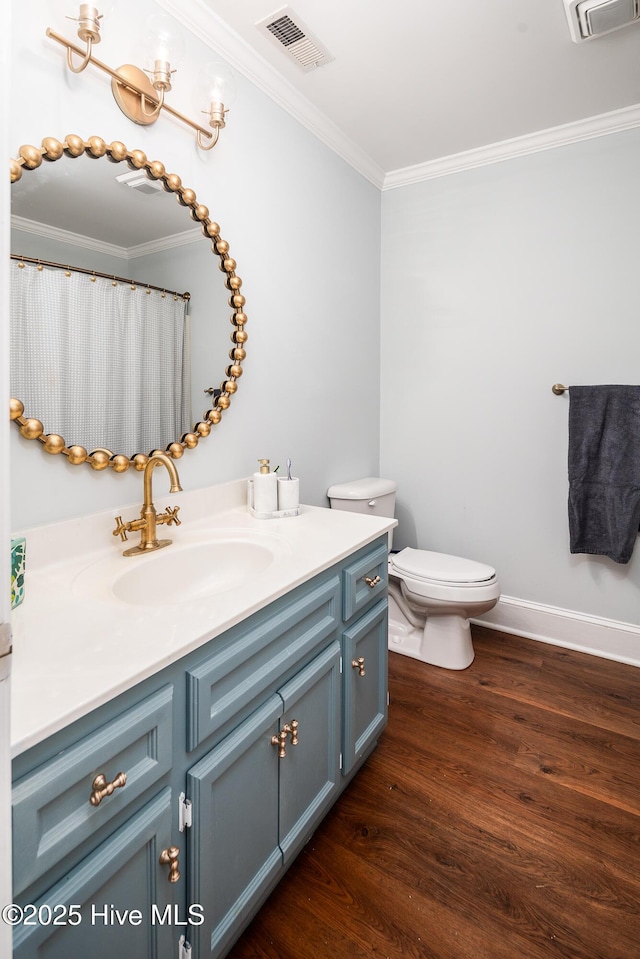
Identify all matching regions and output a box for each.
[0,4,12,953]
[381,128,640,630]
[9,0,381,530]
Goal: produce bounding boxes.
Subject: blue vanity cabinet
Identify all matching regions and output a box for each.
[11,534,390,959]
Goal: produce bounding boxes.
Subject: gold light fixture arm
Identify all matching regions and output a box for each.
[197,125,221,152]
[66,37,93,73]
[63,4,103,72]
[140,82,165,118]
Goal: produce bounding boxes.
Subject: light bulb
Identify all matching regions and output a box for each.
[142,13,185,91]
[199,62,237,113]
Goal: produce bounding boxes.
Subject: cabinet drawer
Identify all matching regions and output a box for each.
[12,685,173,895]
[341,541,388,621]
[187,575,339,750]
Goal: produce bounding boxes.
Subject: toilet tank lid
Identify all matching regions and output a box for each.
[327,477,397,500]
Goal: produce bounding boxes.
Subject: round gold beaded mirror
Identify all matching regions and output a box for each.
[9,135,248,473]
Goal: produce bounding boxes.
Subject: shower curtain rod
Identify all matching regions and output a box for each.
[10,254,190,301]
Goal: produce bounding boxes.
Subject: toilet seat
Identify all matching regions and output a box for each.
[390,548,499,605]
[390,548,496,586]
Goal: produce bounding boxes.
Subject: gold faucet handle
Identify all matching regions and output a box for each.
[160,506,181,527]
[113,516,130,542]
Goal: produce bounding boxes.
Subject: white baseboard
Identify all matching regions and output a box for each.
[472,595,640,668]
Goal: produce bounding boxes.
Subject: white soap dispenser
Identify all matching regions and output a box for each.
[252,459,278,513]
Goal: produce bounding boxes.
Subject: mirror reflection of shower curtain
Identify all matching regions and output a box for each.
[10,261,191,454]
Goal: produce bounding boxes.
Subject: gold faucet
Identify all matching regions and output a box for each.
[113,453,183,556]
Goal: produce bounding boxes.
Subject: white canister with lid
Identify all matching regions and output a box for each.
[252,459,278,512]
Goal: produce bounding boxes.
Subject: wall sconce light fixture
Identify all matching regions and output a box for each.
[46,5,234,152]
[197,62,237,151]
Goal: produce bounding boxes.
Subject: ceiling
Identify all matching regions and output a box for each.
[11,151,200,251]
[190,0,640,184]
[11,0,640,246]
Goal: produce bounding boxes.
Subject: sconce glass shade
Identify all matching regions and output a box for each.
[196,62,237,150]
[198,61,237,113]
[142,13,185,89]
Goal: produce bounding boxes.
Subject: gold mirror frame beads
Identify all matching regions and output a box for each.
[9,135,248,473]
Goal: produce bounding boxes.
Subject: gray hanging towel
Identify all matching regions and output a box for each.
[568,385,640,564]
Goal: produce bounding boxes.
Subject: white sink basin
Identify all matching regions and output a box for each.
[72,529,285,607]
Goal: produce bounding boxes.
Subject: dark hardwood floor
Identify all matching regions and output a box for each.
[227,626,640,959]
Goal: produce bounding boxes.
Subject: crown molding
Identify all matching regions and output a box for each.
[11,215,201,259]
[383,103,640,190]
[157,1,640,192]
[127,229,202,259]
[11,215,128,258]
[156,0,386,189]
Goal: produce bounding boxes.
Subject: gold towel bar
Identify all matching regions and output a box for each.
[552,384,569,395]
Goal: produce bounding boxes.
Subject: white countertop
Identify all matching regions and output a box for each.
[10,479,395,757]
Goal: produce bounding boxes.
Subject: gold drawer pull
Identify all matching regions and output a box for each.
[287,719,299,746]
[365,575,381,589]
[89,771,127,807]
[352,656,366,677]
[270,720,299,759]
[271,728,288,758]
[159,845,181,883]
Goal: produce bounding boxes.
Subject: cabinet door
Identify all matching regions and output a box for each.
[342,599,389,775]
[13,789,176,959]
[278,640,342,864]
[186,695,283,959]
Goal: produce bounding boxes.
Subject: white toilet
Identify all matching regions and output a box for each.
[327,478,500,670]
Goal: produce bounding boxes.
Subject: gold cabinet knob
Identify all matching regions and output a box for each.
[365,575,381,589]
[285,719,299,746]
[159,845,181,883]
[89,771,127,806]
[271,728,288,759]
[270,719,299,758]
[352,656,366,677]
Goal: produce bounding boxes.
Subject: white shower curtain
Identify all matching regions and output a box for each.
[10,261,191,455]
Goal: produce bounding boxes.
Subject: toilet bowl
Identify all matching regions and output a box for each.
[327,478,500,670]
[388,548,500,669]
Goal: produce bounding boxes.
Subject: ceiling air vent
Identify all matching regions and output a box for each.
[563,0,639,42]
[257,7,334,71]
[115,170,164,195]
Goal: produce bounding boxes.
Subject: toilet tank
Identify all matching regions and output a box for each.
[327,477,397,519]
